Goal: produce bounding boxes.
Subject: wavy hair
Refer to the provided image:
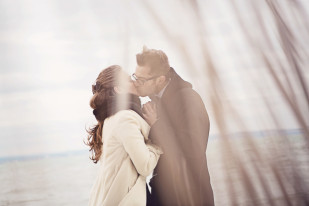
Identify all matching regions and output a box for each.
[85,65,123,163]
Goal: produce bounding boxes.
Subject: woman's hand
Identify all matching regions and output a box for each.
[142,101,158,126]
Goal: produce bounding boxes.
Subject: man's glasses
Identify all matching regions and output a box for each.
[131,73,161,86]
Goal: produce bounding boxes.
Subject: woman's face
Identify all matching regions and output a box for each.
[128,80,138,95]
[115,72,138,95]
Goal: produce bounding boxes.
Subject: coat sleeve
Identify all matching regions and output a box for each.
[114,111,162,177]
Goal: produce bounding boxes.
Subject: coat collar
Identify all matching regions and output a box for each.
[94,94,143,122]
[161,67,192,101]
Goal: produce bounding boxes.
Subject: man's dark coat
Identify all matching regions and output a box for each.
[147,68,214,206]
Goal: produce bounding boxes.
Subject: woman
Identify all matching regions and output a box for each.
[86,65,162,206]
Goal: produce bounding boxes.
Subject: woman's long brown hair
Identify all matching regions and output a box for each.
[85,65,122,163]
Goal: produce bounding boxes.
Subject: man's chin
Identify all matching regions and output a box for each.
[135,90,148,97]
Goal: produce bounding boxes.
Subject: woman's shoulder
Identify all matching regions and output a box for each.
[113,110,147,126]
[111,110,150,139]
[115,110,142,120]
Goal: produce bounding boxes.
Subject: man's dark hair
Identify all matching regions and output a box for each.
[136,46,170,75]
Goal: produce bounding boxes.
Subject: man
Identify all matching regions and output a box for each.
[132,46,214,206]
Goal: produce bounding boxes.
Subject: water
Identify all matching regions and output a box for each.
[1,133,309,205]
[0,154,97,206]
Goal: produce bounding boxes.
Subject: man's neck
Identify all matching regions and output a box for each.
[155,80,170,98]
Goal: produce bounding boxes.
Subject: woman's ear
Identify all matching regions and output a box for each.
[114,86,122,94]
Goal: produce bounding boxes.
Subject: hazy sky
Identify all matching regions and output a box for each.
[1,0,308,157]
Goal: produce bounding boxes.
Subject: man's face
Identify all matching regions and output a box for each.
[133,65,159,97]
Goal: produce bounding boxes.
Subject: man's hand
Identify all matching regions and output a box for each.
[142,101,158,126]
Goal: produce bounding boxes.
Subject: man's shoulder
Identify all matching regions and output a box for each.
[173,87,202,102]
[162,72,204,105]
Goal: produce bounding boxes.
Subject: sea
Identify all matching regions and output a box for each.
[1,130,309,206]
[0,152,96,206]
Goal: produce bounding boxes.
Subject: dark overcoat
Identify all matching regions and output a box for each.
[147,68,214,206]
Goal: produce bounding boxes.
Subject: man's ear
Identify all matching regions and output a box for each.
[157,76,166,84]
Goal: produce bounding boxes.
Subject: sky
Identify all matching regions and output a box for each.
[0,0,308,157]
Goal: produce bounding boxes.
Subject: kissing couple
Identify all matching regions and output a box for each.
[86,46,214,206]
